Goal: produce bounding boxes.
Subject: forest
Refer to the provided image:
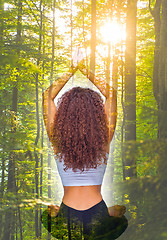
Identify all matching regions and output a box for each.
[0,0,167,239]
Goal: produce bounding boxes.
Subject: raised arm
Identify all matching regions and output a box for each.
[78,61,117,143]
[42,65,77,149]
[105,87,117,143]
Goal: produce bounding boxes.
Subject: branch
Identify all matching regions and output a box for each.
[24,0,40,27]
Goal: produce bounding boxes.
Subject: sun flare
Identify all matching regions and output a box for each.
[100,20,126,45]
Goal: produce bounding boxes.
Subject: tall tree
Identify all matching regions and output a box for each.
[89,0,96,88]
[0,0,5,212]
[39,7,46,237]
[0,0,4,55]
[149,0,167,178]
[34,0,43,237]
[157,0,167,182]
[149,0,162,103]
[158,0,167,139]
[124,0,137,179]
[47,0,56,203]
[3,0,22,239]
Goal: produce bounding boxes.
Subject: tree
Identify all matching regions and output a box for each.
[124,0,137,179]
[158,0,167,139]
[149,0,161,103]
[3,0,22,239]
[149,0,167,178]
[34,0,43,236]
[157,0,167,181]
[89,0,96,88]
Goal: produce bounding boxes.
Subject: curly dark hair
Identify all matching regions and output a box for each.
[51,87,109,172]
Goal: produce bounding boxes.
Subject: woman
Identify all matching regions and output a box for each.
[41,60,128,239]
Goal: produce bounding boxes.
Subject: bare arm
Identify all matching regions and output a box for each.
[105,88,117,143]
[42,65,77,148]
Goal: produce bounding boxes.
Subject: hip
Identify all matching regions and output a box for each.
[59,199,109,225]
[41,200,128,239]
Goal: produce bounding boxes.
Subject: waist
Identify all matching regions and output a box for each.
[62,185,102,210]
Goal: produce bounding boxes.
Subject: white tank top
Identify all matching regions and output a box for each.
[55,152,109,186]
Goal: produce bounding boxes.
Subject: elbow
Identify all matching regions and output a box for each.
[42,90,48,98]
[42,92,46,101]
[43,90,55,101]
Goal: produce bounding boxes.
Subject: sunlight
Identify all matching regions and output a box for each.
[100,20,126,45]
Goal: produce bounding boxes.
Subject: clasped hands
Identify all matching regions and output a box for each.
[69,48,117,93]
[69,48,88,74]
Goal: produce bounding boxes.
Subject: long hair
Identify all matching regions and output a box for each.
[52,87,109,172]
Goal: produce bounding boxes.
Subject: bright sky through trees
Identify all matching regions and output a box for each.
[99,20,126,45]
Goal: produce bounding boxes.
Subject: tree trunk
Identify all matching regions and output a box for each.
[46,1,56,239]
[121,48,126,180]
[0,10,5,235]
[149,0,162,102]
[150,0,167,180]
[157,0,167,179]
[18,207,23,240]
[40,21,45,238]
[71,0,74,84]
[158,0,167,137]
[124,0,137,179]
[0,0,4,54]
[3,0,22,238]
[0,156,5,197]
[47,0,56,202]
[0,154,5,237]
[51,0,55,83]
[34,0,42,237]
[3,91,18,240]
[40,97,44,238]
[89,0,96,88]
[40,17,45,237]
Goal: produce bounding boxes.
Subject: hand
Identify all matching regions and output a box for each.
[108,205,126,218]
[70,63,78,73]
[47,204,60,217]
[77,58,86,70]
[72,47,84,67]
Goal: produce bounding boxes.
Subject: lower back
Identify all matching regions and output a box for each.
[62,185,102,210]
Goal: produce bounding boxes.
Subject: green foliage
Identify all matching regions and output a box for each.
[0,0,167,239]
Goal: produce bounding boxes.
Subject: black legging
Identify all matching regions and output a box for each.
[41,199,128,240]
